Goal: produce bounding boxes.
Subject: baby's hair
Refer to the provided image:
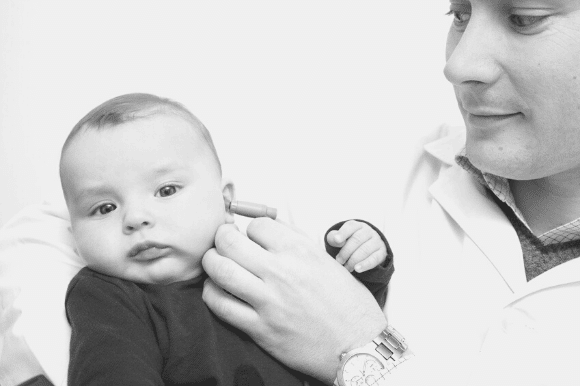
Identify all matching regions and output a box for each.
[61,93,221,173]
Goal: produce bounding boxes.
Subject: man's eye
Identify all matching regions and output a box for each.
[158,185,178,197]
[96,203,116,215]
[446,10,471,29]
[509,14,548,28]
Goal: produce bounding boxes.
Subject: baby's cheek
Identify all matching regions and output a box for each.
[196,225,219,253]
[75,225,117,266]
[71,227,91,258]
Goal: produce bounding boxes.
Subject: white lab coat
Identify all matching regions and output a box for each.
[384,125,580,385]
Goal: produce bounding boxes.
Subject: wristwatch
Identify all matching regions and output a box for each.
[334,325,413,386]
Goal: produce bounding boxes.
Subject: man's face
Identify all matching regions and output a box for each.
[61,114,232,284]
[444,0,580,180]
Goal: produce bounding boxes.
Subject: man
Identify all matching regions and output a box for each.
[202,1,580,385]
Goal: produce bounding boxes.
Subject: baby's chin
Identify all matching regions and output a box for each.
[127,262,204,285]
[85,259,203,285]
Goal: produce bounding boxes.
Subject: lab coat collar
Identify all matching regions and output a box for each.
[423,125,465,166]
[424,126,580,295]
[429,165,527,294]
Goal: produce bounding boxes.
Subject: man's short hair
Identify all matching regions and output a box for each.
[61,93,221,173]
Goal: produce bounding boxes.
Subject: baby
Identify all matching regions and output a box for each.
[60,93,393,385]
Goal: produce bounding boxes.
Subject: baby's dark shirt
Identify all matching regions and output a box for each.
[65,221,393,385]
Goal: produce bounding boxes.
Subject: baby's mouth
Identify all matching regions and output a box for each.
[129,242,171,261]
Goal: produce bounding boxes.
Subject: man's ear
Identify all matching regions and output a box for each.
[221,178,235,224]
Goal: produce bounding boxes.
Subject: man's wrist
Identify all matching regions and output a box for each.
[316,319,388,385]
[343,314,388,353]
[334,325,412,386]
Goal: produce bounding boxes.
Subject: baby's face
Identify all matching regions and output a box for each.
[61,114,232,284]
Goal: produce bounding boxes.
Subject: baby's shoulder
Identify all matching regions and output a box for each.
[66,267,143,302]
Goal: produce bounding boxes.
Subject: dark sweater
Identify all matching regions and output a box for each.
[492,193,580,281]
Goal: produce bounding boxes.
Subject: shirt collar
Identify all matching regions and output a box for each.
[455,148,580,246]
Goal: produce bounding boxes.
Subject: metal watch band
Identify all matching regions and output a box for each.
[334,325,413,386]
[373,325,408,362]
[380,349,415,373]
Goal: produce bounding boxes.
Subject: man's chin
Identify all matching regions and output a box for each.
[465,147,539,181]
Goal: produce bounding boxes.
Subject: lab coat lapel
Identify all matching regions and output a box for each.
[424,132,527,294]
[506,254,580,303]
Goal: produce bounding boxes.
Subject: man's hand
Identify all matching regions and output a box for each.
[202,219,387,383]
[326,220,388,273]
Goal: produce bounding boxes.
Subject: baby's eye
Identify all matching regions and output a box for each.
[94,203,116,215]
[158,185,179,197]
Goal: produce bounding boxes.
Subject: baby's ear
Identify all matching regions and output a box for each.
[221,178,235,224]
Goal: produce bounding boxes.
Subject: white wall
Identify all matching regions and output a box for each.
[0,0,462,238]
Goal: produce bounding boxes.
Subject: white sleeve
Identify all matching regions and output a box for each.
[0,203,84,386]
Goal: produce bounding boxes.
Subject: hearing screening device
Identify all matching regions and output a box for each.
[229,200,277,220]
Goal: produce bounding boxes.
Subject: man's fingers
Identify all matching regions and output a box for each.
[275,217,311,238]
[246,217,305,253]
[202,278,261,331]
[202,247,266,305]
[213,223,270,277]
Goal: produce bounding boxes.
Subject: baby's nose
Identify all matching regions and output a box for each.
[122,209,154,233]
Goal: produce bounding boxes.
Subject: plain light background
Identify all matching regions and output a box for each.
[0,0,462,239]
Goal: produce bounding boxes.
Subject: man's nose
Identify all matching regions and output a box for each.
[443,16,503,87]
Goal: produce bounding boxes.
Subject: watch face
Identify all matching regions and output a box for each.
[339,353,388,386]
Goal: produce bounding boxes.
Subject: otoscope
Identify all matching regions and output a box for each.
[228,200,277,220]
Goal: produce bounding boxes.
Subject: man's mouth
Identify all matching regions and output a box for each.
[466,111,522,126]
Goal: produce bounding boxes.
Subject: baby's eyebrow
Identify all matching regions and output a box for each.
[151,161,187,175]
[72,185,114,204]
